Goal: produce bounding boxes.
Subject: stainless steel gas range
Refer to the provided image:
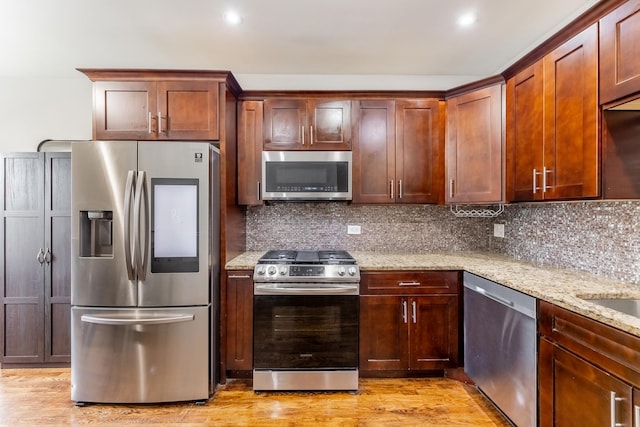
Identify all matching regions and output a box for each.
[252,250,360,391]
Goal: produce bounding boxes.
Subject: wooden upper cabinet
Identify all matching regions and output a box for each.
[93,80,219,140]
[263,99,351,150]
[237,101,264,205]
[600,0,640,106]
[396,100,444,204]
[156,81,220,140]
[353,99,443,204]
[506,62,545,201]
[446,84,504,204]
[352,100,396,204]
[506,24,599,202]
[81,69,226,141]
[543,23,599,200]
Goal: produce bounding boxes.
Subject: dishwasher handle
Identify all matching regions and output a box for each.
[475,286,515,307]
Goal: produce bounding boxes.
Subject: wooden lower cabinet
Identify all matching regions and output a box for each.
[538,301,640,426]
[359,271,460,376]
[224,270,253,377]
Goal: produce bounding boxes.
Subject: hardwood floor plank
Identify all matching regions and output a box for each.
[0,368,510,426]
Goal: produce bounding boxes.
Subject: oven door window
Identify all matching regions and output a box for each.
[253,295,358,369]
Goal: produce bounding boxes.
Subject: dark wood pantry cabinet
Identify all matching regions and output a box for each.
[0,152,71,367]
[359,271,460,376]
[539,301,640,426]
[352,99,444,204]
[263,99,351,150]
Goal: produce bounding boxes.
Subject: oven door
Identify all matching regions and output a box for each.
[253,295,358,370]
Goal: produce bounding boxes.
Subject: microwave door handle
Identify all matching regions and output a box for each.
[133,171,148,281]
[124,171,136,280]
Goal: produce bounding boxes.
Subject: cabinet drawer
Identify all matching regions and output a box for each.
[538,301,640,388]
[360,271,460,295]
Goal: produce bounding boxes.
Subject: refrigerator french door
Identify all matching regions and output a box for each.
[70,141,219,404]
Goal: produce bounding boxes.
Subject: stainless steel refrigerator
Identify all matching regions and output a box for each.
[70,141,220,404]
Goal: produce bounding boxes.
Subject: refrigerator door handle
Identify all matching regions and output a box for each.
[80,313,195,326]
[124,171,136,280]
[133,171,149,281]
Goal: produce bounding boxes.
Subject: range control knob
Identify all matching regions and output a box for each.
[256,266,266,275]
[267,266,277,275]
[348,267,357,276]
[337,266,346,276]
[279,266,288,275]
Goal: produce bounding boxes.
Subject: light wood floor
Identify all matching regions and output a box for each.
[0,368,510,426]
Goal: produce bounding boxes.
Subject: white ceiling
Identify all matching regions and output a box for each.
[0,0,601,90]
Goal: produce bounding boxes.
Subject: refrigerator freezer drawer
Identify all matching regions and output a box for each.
[71,306,211,404]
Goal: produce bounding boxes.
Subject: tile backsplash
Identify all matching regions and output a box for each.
[246,203,491,253]
[489,200,640,285]
[246,200,640,285]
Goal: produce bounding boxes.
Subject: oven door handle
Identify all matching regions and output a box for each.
[254,284,359,295]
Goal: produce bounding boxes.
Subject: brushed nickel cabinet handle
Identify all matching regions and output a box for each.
[543,167,552,193]
[533,168,542,194]
[228,275,252,279]
[36,248,45,265]
[398,281,421,287]
[44,247,52,264]
[398,179,403,199]
[411,300,417,324]
[610,391,624,427]
[310,125,314,145]
[390,180,394,199]
[301,126,305,145]
[257,181,261,201]
[449,179,454,199]
[402,300,408,324]
[634,404,639,427]
[158,111,164,133]
[148,112,154,134]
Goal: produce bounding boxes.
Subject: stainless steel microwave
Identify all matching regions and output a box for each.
[262,151,352,201]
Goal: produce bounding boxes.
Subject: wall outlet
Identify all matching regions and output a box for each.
[493,223,505,238]
[347,225,361,235]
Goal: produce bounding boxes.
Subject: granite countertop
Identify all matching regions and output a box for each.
[225,250,640,337]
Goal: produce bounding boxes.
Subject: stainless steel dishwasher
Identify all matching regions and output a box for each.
[463,272,537,427]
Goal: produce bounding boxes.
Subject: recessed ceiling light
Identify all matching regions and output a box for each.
[457,12,477,27]
[223,10,242,25]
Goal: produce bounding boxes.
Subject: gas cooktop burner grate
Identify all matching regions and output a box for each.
[258,250,356,265]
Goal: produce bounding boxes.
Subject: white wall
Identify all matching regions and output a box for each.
[0,76,92,152]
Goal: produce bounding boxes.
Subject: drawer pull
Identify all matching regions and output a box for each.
[398,281,421,287]
[228,275,251,279]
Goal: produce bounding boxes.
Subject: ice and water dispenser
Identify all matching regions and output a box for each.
[79,210,113,257]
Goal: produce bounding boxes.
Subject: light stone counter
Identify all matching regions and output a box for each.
[225,250,640,337]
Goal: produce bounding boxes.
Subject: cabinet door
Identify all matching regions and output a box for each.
[225,271,253,372]
[307,100,351,150]
[157,81,220,140]
[396,99,444,204]
[238,101,264,205]
[543,23,599,200]
[0,153,46,364]
[359,296,408,372]
[600,0,640,105]
[44,153,71,363]
[263,99,307,150]
[446,85,503,204]
[506,62,545,202]
[93,81,157,140]
[352,100,396,204]
[409,296,459,370]
[539,338,633,427]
